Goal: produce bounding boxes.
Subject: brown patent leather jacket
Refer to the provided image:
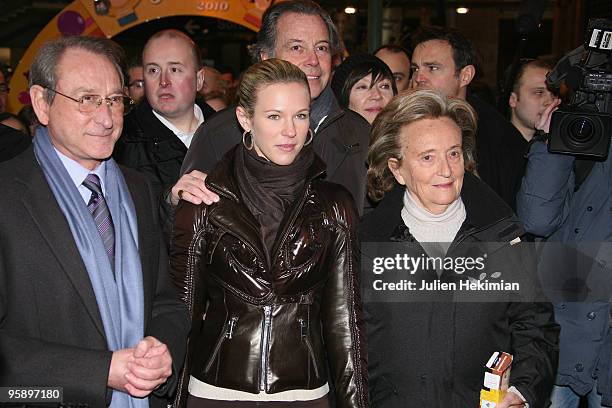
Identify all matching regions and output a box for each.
[170,146,368,407]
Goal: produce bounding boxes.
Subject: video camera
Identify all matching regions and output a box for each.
[547,18,612,158]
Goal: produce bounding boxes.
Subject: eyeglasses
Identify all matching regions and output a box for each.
[0,83,9,94]
[128,79,144,89]
[44,86,134,115]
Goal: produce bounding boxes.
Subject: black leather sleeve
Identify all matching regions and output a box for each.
[169,200,209,407]
[320,186,369,408]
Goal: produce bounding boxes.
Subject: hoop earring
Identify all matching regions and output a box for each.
[242,130,253,150]
[304,129,314,147]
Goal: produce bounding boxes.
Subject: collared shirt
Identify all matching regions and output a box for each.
[152,104,204,148]
[55,147,107,205]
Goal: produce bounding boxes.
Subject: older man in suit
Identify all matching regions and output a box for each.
[0,36,188,408]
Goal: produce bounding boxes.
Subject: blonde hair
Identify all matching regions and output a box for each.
[367,89,477,202]
[237,59,310,117]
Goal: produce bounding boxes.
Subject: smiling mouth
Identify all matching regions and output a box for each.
[306,75,320,80]
[89,132,115,138]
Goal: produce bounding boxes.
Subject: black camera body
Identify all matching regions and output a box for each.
[548,19,612,158]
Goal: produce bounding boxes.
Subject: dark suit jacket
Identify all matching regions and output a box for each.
[0,147,189,408]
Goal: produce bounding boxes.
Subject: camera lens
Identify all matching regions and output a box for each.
[569,118,593,141]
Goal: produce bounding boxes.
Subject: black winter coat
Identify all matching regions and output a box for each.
[170,146,368,407]
[360,173,559,408]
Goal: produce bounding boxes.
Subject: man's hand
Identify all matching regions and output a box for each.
[108,348,135,393]
[107,337,173,398]
[124,337,173,397]
[535,98,561,134]
[170,170,219,206]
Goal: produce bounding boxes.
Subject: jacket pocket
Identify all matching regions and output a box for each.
[204,316,238,373]
[299,318,320,378]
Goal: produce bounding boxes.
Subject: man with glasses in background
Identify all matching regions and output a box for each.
[0,36,188,407]
[125,57,145,103]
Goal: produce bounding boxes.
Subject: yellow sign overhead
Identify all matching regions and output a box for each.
[8,0,267,113]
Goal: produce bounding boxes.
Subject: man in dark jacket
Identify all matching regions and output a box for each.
[410,26,526,209]
[114,29,215,198]
[172,0,370,214]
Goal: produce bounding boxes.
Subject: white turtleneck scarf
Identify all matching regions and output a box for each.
[400,189,467,258]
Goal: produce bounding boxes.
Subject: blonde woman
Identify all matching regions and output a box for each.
[171,59,368,408]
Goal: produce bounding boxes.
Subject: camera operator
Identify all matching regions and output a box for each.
[517,85,612,406]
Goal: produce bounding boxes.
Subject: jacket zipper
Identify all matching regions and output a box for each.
[299,318,320,378]
[260,305,272,391]
[226,316,238,339]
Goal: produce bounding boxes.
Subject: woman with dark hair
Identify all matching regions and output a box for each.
[361,89,558,408]
[170,58,368,408]
[331,54,397,125]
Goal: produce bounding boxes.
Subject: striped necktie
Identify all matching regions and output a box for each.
[82,174,115,269]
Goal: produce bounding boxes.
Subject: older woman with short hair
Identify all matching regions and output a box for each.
[361,89,559,408]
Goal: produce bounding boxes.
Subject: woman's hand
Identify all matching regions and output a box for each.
[497,391,527,408]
